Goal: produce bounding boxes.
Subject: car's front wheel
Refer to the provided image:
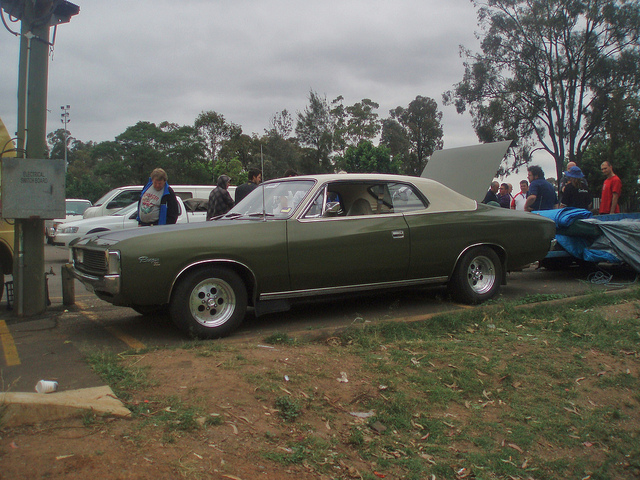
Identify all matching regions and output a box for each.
[169,267,247,338]
[449,246,501,304]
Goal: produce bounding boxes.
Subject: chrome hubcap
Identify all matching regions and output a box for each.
[466,255,496,295]
[188,278,236,328]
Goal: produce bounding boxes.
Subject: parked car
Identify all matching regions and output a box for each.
[69,174,556,338]
[45,198,93,243]
[83,185,235,218]
[53,197,207,247]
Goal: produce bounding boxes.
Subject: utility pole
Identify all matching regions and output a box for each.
[60,104,70,171]
[1,0,79,316]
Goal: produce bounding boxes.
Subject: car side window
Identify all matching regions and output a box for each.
[111,190,142,209]
[303,189,326,219]
[389,183,428,212]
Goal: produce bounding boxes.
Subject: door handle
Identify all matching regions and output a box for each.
[392,230,405,239]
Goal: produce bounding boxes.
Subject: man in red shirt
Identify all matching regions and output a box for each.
[599,161,622,214]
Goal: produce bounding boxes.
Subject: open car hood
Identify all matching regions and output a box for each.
[421,140,512,202]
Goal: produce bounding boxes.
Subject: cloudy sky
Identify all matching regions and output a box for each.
[0,1,556,181]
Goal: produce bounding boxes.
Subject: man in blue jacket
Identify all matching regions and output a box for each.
[137,168,180,226]
[524,165,558,212]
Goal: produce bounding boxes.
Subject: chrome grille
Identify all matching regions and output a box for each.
[74,248,107,275]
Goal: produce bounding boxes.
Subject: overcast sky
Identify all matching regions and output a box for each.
[0,0,557,181]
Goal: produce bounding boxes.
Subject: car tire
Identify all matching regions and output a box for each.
[449,246,501,304]
[169,267,247,339]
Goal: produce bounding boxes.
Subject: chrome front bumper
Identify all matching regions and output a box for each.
[71,266,121,296]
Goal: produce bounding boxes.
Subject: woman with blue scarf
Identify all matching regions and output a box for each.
[137,168,180,226]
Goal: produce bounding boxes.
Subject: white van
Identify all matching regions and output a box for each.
[83,184,236,218]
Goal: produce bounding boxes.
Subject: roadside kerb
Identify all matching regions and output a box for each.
[0,385,131,428]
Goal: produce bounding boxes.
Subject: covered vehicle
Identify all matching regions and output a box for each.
[537,208,640,271]
[69,174,555,338]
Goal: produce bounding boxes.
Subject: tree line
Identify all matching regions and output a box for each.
[48,93,443,202]
[47,0,639,207]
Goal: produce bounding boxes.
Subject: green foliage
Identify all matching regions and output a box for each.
[381,96,444,175]
[444,0,640,179]
[335,140,398,174]
[213,157,244,187]
[275,396,303,422]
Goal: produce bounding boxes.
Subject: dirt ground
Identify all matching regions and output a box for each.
[1,302,639,480]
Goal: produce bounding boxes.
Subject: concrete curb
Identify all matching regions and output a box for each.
[0,385,131,428]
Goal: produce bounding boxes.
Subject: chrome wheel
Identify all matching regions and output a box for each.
[465,255,496,295]
[450,246,502,304]
[188,277,237,328]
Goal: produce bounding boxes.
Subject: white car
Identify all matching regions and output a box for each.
[52,196,207,247]
[82,185,235,218]
[45,199,93,243]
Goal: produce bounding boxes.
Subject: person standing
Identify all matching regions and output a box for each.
[560,166,591,210]
[524,165,558,212]
[482,181,500,204]
[235,168,262,204]
[497,183,511,208]
[599,161,622,214]
[137,168,180,226]
[207,174,235,220]
[510,180,529,210]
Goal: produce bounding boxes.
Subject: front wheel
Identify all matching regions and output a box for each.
[169,267,247,339]
[449,246,502,304]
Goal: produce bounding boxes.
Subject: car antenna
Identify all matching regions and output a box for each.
[261,145,266,221]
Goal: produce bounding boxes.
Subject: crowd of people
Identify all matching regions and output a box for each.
[481,161,622,215]
[134,160,623,227]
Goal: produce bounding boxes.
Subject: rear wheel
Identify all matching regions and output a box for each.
[169,267,247,339]
[449,246,501,304]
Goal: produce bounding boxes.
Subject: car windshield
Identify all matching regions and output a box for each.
[66,200,92,215]
[223,180,314,219]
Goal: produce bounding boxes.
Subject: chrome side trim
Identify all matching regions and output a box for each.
[259,276,448,301]
[296,211,406,223]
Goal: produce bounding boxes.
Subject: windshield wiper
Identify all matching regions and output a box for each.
[221,212,244,219]
[248,212,275,217]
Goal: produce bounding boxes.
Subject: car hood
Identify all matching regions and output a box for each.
[61,213,129,230]
[73,218,252,247]
[421,140,512,203]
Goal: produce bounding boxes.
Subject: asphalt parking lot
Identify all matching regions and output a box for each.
[0,244,638,394]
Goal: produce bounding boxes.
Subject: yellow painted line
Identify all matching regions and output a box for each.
[0,320,20,366]
[78,303,146,350]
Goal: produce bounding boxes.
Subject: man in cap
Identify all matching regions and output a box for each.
[560,166,591,210]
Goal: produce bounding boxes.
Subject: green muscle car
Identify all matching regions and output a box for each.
[70,174,555,338]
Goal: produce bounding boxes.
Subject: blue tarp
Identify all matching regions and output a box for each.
[534,208,640,271]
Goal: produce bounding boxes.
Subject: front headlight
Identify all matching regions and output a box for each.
[106,250,121,275]
[60,226,79,234]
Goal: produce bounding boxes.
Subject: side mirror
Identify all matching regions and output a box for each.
[323,202,342,217]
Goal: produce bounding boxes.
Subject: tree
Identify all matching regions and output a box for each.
[331,97,382,155]
[266,109,294,139]
[381,96,444,176]
[194,111,242,179]
[581,93,640,210]
[335,141,398,174]
[444,0,640,181]
[295,90,335,173]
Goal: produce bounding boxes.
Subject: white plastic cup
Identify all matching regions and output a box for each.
[35,380,58,394]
